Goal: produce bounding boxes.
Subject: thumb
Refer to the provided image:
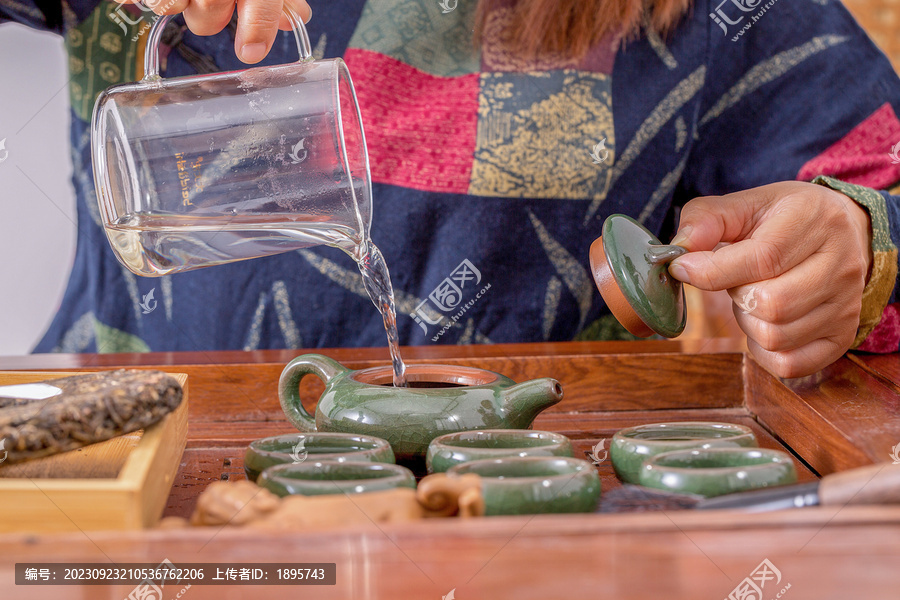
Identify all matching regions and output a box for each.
[669,194,753,290]
[669,192,765,252]
[669,184,816,290]
[666,186,789,291]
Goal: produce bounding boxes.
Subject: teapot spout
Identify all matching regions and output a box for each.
[502,378,563,428]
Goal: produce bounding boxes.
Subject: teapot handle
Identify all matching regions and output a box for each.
[278,354,348,432]
[143,7,313,81]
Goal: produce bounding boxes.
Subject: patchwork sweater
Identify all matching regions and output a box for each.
[2,0,899,354]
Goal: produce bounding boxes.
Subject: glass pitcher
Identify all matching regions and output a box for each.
[91,8,372,276]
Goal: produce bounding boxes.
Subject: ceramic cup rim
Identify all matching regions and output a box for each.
[352,363,501,387]
[447,456,601,515]
[247,432,393,462]
[258,460,415,494]
[446,456,593,484]
[430,429,571,453]
[639,447,797,496]
[427,430,574,473]
[642,447,795,475]
[613,421,756,447]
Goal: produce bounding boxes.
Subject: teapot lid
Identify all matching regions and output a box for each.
[589,214,686,338]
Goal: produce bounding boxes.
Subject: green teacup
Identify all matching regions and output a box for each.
[257,460,416,497]
[611,422,757,484]
[244,433,395,482]
[426,429,574,474]
[639,447,798,497]
[447,456,601,515]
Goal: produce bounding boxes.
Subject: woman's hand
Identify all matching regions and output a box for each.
[130,0,311,64]
[668,181,873,378]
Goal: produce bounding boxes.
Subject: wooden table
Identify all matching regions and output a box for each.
[2,340,899,599]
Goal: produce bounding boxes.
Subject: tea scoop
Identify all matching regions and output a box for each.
[589,214,688,337]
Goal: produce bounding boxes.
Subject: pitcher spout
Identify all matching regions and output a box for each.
[502,378,563,428]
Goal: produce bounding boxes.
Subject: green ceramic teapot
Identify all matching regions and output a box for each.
[278,354,563,465]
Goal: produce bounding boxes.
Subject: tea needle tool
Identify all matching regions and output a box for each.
[599,463,900,513]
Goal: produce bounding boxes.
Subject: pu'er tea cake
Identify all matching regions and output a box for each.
[0,369,182,463]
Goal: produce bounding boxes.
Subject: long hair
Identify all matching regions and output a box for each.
[475,0,694,60]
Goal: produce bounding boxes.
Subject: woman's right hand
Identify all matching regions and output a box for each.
[123,0,311,64]
[668,181,872,378]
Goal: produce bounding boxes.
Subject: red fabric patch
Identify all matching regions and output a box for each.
[343,49,479,194]
[797,103,900,189]
[858,302,900,353]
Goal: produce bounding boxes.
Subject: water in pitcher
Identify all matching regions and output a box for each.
[105,211,409,387]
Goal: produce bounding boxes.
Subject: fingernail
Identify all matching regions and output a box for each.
[670,225,692,248]
[668,261,691,285]
[240,43,267,63]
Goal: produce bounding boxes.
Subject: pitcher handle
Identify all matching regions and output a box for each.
[278,354,348,432]
[143,6,313,81]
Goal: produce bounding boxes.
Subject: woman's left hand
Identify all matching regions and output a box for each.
[668,181,873,378]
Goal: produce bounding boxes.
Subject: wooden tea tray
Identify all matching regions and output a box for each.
[0,371,188,533]
[0,342,898,598]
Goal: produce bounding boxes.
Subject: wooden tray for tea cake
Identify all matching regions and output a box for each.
[0,371,188,533]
